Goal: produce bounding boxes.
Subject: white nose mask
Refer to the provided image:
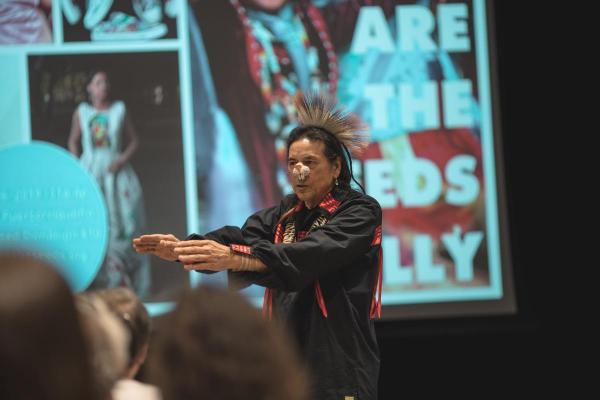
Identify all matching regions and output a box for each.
[292,164,310,182]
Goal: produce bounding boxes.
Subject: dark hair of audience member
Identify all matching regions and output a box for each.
[93,287,151,378]
[75,292,130,400]
[147,285,310,400]
[0,252,99,400]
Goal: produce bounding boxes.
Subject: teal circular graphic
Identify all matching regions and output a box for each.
[0,141,108,291]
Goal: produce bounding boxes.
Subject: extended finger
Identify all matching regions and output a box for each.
[133,241,156,248]
[173,246,210,255]
[134,248,155,253]
[134,246,157,253]
[134,243,158,251]
[178,254,210,263]
[140,234,173,242]
[159,240,179,248]
[174,240,211,248]
[133,238,151,245]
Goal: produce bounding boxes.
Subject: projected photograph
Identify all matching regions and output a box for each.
[0,0,53,44]
[335,0,490,295]
[60,0,179,42]
[189,0,497,304]
[28,51,188,302]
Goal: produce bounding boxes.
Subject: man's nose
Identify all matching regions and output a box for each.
[293,164,310,180]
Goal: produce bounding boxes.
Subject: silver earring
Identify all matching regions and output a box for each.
[335,178,339,186]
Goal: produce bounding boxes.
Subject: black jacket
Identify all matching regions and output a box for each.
[193,187,382,400]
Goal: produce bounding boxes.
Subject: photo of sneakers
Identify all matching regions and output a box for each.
[133,0,162,24]
[83,0,114,29]
[90,11,167,41]
[60,0,177,42]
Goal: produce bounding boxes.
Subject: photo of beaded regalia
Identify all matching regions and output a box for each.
[189,0,491,296]
[189,0,340,232]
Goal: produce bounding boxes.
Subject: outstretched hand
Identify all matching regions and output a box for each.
[173,240,234,271]
[132,234,180,261]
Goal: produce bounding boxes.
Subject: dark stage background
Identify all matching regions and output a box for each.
[374,2,559,396]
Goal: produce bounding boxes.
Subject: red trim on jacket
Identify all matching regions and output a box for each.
[230,244,252,255]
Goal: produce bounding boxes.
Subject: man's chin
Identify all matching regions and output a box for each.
[294,191,308,202]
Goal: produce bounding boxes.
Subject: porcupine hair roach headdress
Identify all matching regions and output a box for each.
[287,91,369,192]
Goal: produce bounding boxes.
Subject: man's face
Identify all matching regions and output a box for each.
[288,138,340,208]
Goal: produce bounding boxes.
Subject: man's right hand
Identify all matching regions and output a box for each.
[133,234,180,261]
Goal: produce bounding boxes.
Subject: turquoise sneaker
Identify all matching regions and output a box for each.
[62,0,82,25]
[133,0,162,24]
[83,0,113,29]
[90,11,167,41]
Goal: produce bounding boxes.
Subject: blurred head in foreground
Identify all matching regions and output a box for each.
[148,285,309,400]
[0,252,99,400]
